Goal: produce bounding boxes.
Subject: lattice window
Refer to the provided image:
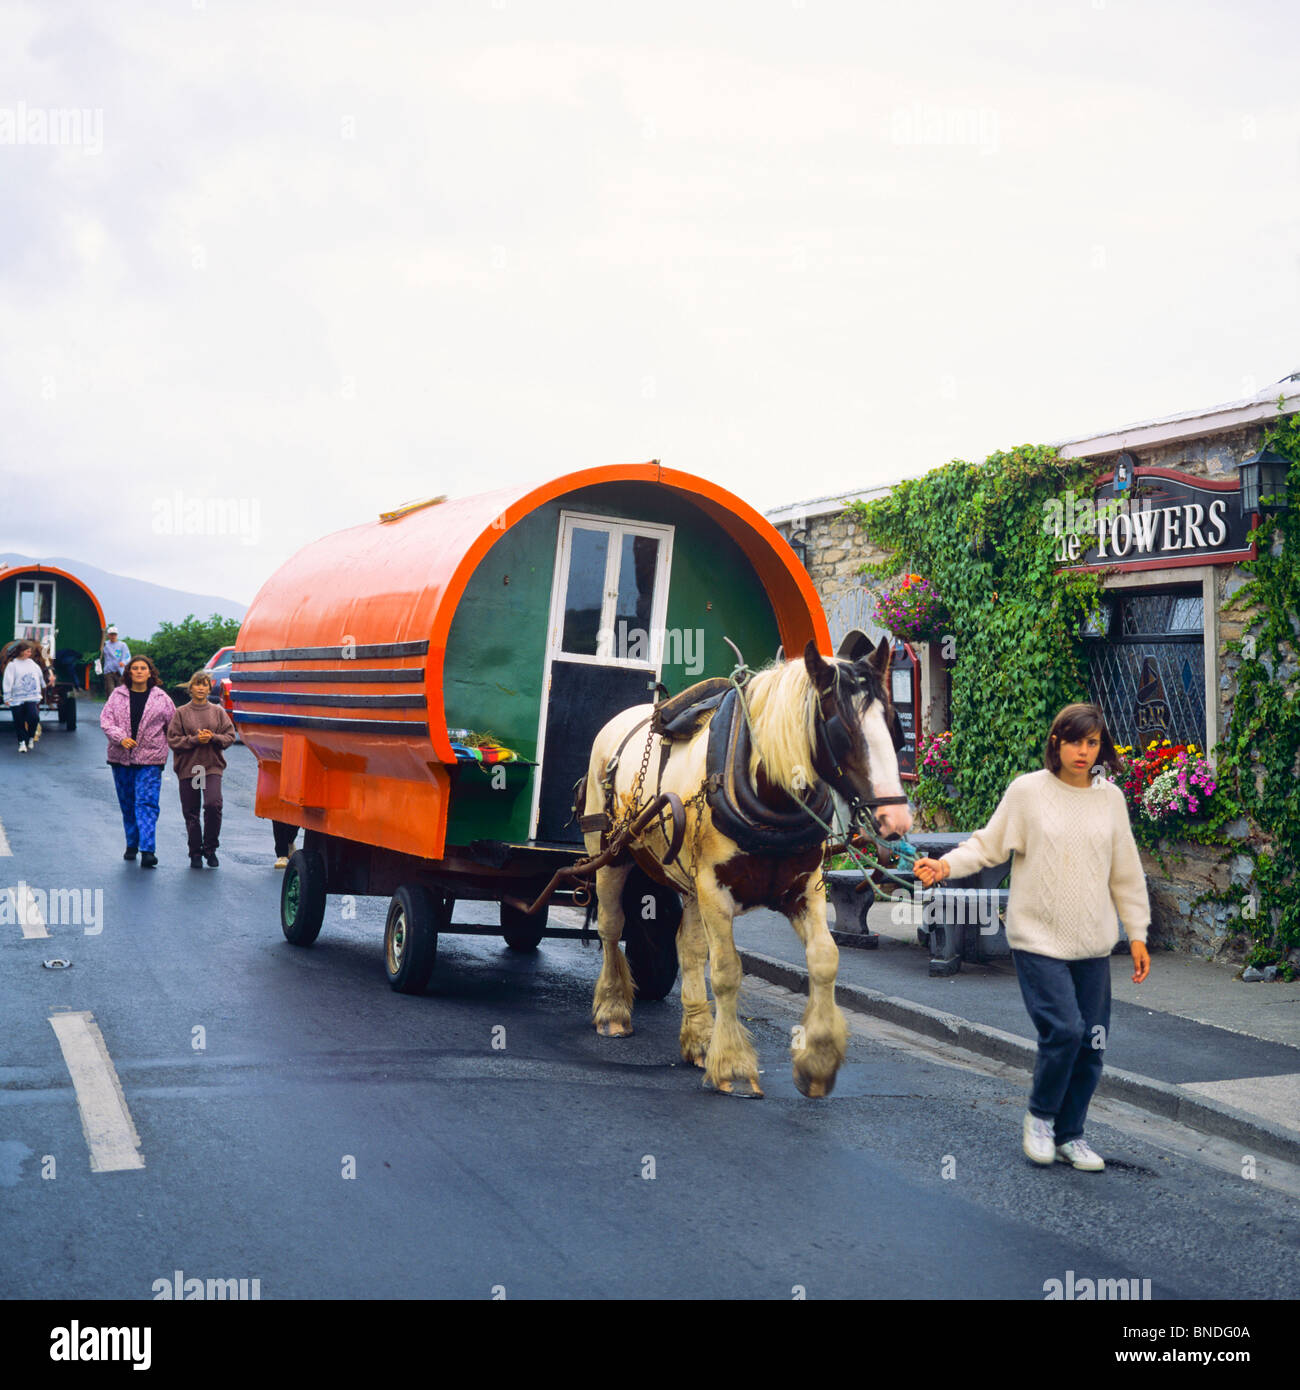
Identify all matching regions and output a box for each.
[1084,588,1205,751]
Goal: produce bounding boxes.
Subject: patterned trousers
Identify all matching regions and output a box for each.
[111,764,164,854]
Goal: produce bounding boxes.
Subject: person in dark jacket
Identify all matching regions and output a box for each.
[100,656,176,867]
[167,671,237,868]
[273,821,298,868]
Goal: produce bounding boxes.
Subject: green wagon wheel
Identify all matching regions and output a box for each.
[281,849,326,946]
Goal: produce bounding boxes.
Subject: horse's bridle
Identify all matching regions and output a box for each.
[811,661,909,832]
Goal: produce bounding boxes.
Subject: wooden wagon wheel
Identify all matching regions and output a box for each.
[620,868,681,1002]
[501,899,548,952]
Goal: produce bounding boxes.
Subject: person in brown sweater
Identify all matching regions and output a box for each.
[167,671,237,868]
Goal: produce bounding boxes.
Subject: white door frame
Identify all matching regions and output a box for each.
[15,579,57,659]
[529,511,675,839]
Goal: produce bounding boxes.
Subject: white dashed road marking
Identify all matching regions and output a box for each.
[48,1011,145,1173]
[9,883,49,939]
[0,813,11,855]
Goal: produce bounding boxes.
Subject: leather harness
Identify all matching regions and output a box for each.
[704,686,833,855]
[517,654,910,922]
[576,663,906,864]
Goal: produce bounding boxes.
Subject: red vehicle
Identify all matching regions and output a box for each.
[204,646,236,713]
[172,645,238,733]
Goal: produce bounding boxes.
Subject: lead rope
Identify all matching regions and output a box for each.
[794,795,921,901]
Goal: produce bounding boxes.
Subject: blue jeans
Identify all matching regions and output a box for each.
[1011,950,1112,1144]
[112,764,164,854]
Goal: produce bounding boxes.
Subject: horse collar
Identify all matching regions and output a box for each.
[704,688,832,856]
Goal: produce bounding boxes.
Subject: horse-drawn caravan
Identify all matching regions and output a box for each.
[0,562,106,730]
[236,461,911,1096]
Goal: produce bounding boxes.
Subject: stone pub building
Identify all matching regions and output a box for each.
[769,373,1300,958]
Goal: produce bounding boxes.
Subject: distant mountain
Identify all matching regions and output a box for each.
[0,554,246,641]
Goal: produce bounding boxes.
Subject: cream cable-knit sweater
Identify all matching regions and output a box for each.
[939,768,1150,959]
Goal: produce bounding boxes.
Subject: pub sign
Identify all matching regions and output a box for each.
[1052,467,1256,574]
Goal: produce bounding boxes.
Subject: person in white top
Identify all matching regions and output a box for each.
[912,702,1152,1173]
[101,625,131,693]
[3,642,54,752]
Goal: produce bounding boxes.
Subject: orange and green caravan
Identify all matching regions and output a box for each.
[234,462,829,863]
[0,562,106,684]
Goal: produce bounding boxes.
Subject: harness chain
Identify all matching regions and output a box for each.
[599,665,756,889]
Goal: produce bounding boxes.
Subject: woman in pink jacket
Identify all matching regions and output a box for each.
[100,656,176,868]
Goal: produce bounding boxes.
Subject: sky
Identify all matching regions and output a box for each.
[1,0,1297,606]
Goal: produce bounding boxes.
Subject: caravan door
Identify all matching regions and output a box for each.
[15,580,56,660]
[532,512,674,843]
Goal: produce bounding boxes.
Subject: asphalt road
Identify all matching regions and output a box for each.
[2,705,1297,1306]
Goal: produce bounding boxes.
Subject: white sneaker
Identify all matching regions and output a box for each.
[1056,1139,1105,1171]
[1022,1111,1056,1165]
[18,741,28,753]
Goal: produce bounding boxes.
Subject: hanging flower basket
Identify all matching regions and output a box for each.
[874,573,950,644]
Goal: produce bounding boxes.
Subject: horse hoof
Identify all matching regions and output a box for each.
[596,1020,634,1037]
[793,1070,835,1099]
[704,1076,764,1098]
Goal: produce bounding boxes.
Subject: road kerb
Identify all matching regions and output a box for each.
[738,947,1300,1166]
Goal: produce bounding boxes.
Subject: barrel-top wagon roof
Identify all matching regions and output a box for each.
[237,460,829,763]
[0,562,106,633]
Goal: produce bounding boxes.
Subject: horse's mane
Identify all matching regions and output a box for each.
[742,658,825,796]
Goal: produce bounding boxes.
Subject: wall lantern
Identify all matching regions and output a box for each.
[1081,598,1113,638]
[1237,447,1290,518]
[787,526,808,567]
[1114,451,1137,492]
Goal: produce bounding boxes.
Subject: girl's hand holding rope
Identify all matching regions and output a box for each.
[912,856,950,888]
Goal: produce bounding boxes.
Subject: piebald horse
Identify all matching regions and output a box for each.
[583,633,912,1098]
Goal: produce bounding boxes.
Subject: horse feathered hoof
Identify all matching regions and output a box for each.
[595,1019,634,1037]
[704,1075,764,1098]
[793,1068,836,1099]
[679,1026,712,1069]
